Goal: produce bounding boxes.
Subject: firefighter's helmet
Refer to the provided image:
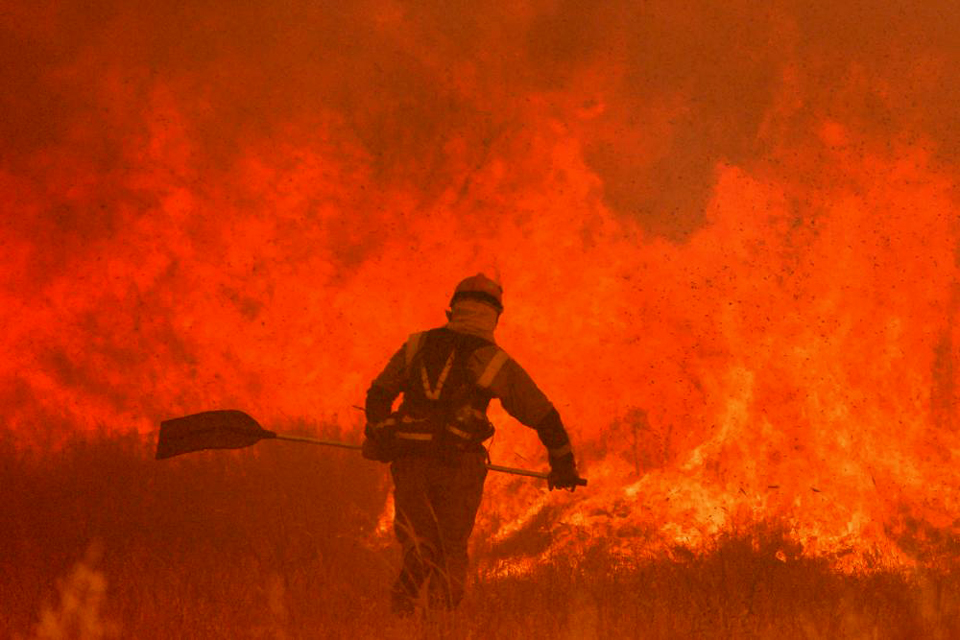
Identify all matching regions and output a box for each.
[450,273,503,313]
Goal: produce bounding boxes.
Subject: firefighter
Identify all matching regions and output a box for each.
[362,273,582,614]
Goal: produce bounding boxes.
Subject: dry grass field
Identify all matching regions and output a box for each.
[2,428,958,639]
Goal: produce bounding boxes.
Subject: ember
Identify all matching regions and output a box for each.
[2,0,960,635]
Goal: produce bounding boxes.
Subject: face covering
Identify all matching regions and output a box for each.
[445,299,499,342]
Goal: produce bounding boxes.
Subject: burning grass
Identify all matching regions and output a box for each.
[2,429,958,639]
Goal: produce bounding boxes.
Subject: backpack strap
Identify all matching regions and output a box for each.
[421,350,455,400]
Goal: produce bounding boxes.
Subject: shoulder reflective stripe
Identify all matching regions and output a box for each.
[405,332,424,369]
[396,432,433,441]
[548,443,572,458]
[421,350,455,400]
[477,350,509,388]
[371,418,396,430]
[446,425,471,439]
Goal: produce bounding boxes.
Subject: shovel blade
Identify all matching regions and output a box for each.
[156,410,274,460]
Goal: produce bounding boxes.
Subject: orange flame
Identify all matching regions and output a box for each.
[2,1,959,568]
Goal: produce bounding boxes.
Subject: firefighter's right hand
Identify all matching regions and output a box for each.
[362,420,396,462]
[548,453,581,491]
[360,436,379,461]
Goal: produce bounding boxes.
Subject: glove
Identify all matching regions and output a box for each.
[547,452,581,491]
[362,419,396,462]
[362,436,389,462]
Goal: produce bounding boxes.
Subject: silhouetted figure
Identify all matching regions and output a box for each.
[362,274,581,614]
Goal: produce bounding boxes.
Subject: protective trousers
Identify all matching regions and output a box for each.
[390,450,487,612]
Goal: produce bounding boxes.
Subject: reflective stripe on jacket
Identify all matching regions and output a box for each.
[366,326,566,452]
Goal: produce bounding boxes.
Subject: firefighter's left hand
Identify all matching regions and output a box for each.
[548,454,581,491]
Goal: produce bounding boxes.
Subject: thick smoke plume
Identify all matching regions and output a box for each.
[2,0,959,564]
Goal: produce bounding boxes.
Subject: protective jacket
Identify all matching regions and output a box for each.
[364,318,573,461]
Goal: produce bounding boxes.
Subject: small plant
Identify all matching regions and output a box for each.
[30,543,119,640]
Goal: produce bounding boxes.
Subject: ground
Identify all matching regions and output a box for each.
[2,429,957,639]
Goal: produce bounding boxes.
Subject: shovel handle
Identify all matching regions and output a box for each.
[476,464,588,486]
[272,433,587,485]
[273,434,363,450]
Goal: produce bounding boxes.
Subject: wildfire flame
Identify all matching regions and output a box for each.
[2,1,958,569]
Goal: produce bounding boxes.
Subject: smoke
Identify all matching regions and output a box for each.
[4,2,959,234]
[2,0,960,561]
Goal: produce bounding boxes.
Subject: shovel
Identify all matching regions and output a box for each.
[156,410,586,485]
